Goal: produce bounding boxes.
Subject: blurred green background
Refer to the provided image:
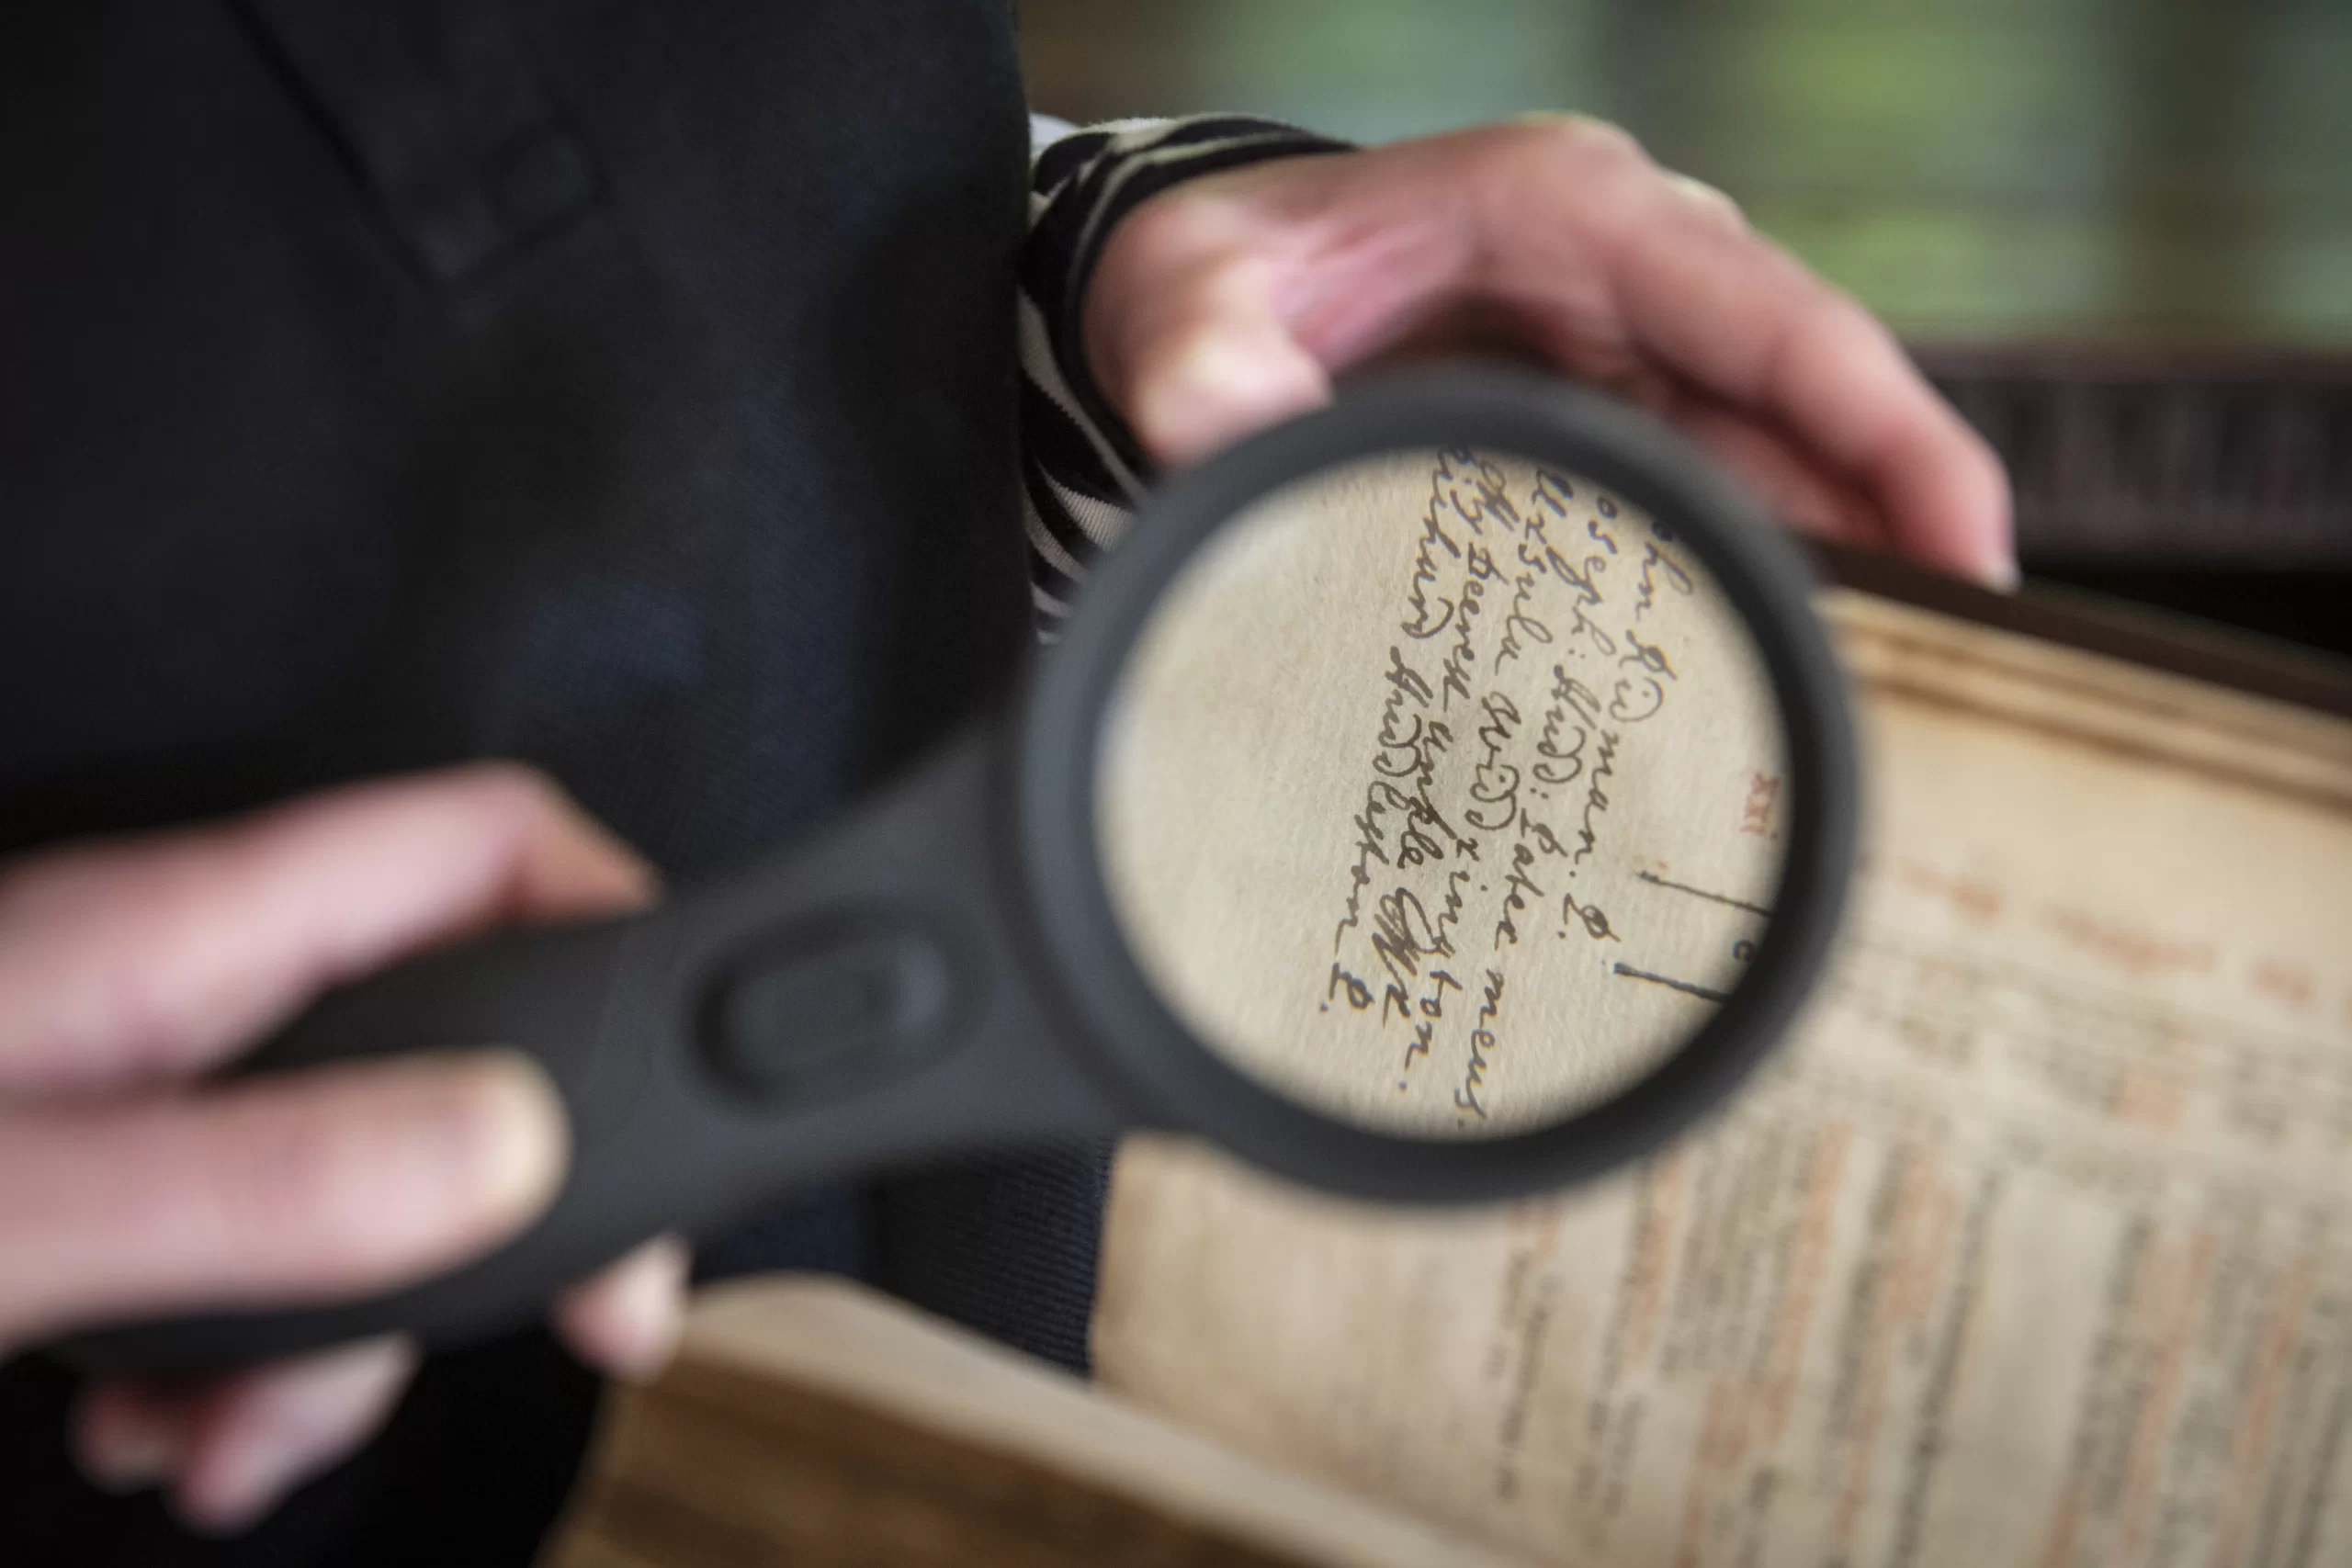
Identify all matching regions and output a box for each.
[1019,0,2352,349]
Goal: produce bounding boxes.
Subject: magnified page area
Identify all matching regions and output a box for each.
[1097,449,1789,1139]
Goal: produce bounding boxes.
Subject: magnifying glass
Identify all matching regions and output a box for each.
[61,367,1856,1372]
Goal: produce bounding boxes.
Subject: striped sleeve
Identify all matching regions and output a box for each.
[1020,115,1351,637]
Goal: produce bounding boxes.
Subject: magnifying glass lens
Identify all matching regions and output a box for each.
[1096,446,1792,1140]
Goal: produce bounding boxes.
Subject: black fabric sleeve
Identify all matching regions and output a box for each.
[1018,115,1352,631]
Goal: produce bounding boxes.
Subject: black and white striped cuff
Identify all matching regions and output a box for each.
[1019,115,1351,629]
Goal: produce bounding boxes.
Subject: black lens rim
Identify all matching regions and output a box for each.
[1017,367,1857,1204]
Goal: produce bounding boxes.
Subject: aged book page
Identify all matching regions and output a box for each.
[543,1277,1533,1568]
[1092,583,2352,1568]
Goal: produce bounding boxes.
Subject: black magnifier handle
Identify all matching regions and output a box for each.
[55,724,1125,1375]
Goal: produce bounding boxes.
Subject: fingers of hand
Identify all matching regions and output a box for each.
[1084,118,1667,466]
[1658,393,1888,547]
[0,763,656,1099]
[0,1050,566,1349]
[63,1232,691,1536]
[67,1232,693,1534]
[1676,266,2012,586]
[554,1234,691,1382]
[76,1337,418,1535]
[1481,125,2015,584]
[1105,116,2014,584]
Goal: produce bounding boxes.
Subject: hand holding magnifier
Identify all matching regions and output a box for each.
[62,368,1857,1372]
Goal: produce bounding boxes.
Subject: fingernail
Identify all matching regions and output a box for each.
[1976,554,2021,593]
[418,1053,570,1236]
[79,1409,181,1492]
[177,1438,291,1536]
[609,1237,691,1380]
[343,1052,568,1258]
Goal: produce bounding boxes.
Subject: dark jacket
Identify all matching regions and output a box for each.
[0,4,1078,1562]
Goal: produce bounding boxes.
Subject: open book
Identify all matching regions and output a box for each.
[1092,554,2352,1568]
[545,1274,1533,1566]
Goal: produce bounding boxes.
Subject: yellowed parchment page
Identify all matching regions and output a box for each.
[1098,448,1783,1136]
[1092,581,2352,1568]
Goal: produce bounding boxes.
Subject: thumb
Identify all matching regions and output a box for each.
[1085,243,1329,468]
[0,1049,567,1349]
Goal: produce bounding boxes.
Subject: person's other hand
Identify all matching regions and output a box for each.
[0,766,690,1533]
[1085,115,2014,588]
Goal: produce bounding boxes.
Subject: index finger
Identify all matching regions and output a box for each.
[0,765,655,1099]
[1474,129,2013,584]
[1597,201,2013,584]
